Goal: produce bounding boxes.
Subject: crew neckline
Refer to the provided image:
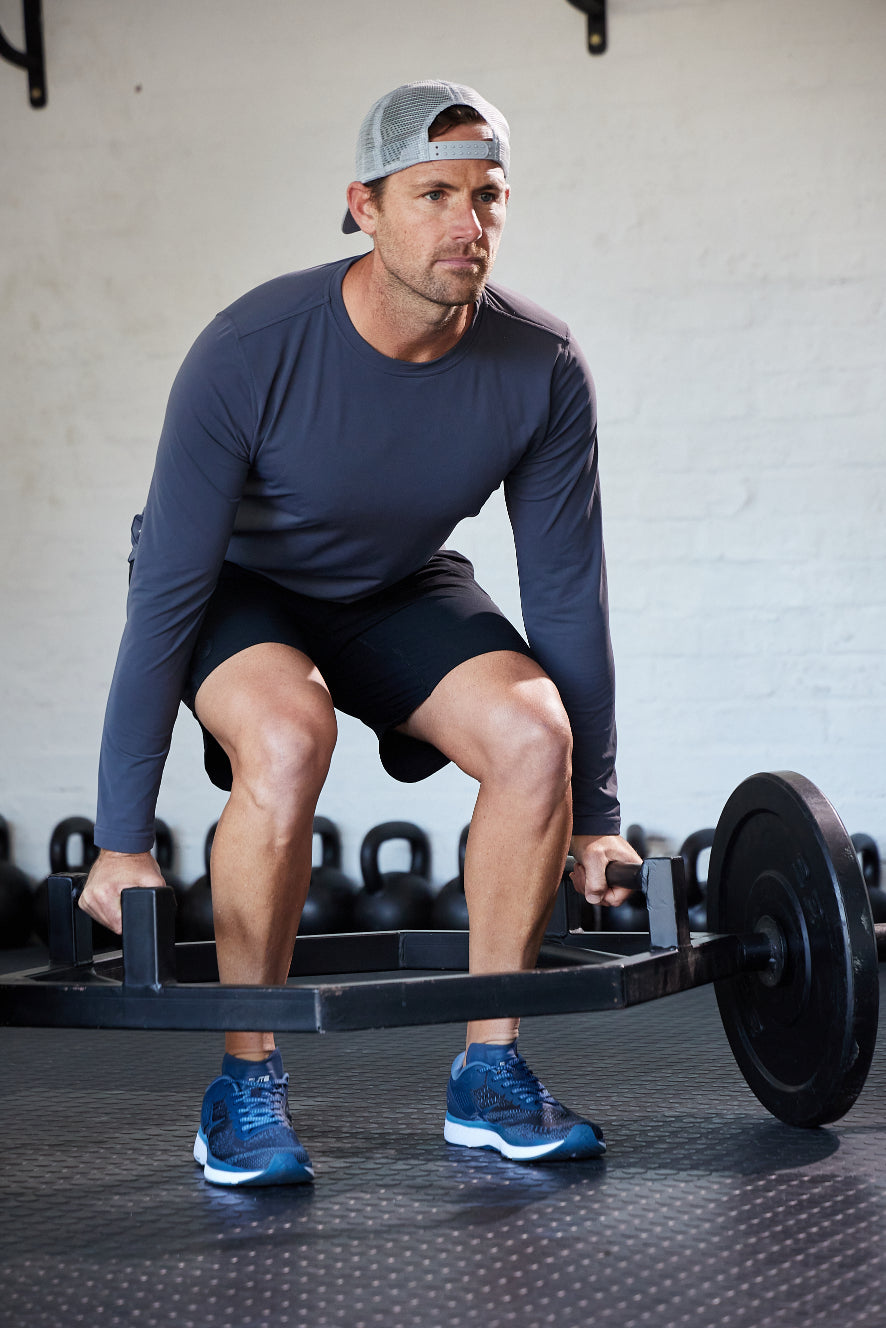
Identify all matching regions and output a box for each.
[328,254,485,376]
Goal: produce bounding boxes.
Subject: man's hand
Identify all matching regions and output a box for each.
[78,849,166,935]
[569,833,643,909]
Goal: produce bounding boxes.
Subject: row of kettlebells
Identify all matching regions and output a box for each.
[175,817,462,940]
[0,814,465,946]
[1,814,883,947]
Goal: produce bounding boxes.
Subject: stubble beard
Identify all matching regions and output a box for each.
[376,238,493,314]
[420,260,490,308]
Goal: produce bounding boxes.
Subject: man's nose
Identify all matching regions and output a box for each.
[450,198,483,242]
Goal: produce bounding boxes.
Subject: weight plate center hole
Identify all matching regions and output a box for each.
[746,870,813,1020]
[753,913,787,988]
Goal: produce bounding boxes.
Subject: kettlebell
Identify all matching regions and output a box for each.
[603,822,649,931]
[0,814,35,948]
[300,816,358,935]
[354,820,434,931]
[680,827,715,931]
[851,833,886,922]
[153,818,188,908]
[33,817,107,947]
[177,822,217,941]
[431,825,470,930]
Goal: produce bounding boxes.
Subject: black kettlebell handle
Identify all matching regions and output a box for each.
[49,817,99,873]
[679,828,716,891]
[204,822,218,873]
[153,819,175,871]
[625,823,649,858]
[0,813,9,863]
[360,821,431,894]
[851,833,881,888]
[313,817,343,869]
[457,825,469,880]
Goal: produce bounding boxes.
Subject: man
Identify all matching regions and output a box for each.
[81,79,641,1186]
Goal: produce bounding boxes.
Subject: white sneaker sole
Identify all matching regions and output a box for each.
[194,1131,264,1184]
[443,1117,564,1160]
[193,1131,313,1185]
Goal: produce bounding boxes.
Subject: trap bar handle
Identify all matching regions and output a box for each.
[47,875,177,989]
[605,858,691,950]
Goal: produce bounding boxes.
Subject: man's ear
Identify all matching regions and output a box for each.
[346,181,378,235]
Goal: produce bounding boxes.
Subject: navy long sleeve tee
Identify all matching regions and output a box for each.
[95,256,620,852]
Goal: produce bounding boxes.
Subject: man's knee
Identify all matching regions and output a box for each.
[485,685,573,799]
[229,705,338,810]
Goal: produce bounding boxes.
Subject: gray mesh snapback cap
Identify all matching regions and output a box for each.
[342,80,510,234]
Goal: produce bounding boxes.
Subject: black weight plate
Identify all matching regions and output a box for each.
[708,770,878,1128]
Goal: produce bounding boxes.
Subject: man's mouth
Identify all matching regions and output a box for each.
[437,255,485,270]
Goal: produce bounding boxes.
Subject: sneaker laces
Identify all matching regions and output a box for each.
[232,1075,292,1134]
[492,1055,558,1109]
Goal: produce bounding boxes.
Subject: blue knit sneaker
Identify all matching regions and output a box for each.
[194,1050,314,1186]
[444,1041,605,1162]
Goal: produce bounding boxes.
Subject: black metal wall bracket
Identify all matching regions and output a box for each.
[565,0,607,55]
[0,0,46,107]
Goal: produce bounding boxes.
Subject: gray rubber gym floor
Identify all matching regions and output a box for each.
[1,951,885,1328]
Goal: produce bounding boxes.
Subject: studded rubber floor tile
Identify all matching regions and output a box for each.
[1,969,885,1327]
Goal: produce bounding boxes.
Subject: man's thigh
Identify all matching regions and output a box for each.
[182,563,330,791]
[396,651,569,784]
[194,641,335,761]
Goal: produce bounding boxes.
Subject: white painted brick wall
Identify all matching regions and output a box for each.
[1,0,884,888]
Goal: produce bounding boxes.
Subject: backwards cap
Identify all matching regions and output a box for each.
[342,80,510,234]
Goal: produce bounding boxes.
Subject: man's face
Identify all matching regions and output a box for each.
[365,122,509,310]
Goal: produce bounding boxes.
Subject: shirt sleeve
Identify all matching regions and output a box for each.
[504,337,620,836]
[94,315,255,853]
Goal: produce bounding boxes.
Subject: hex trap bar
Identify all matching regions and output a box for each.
[0,862,777,1033]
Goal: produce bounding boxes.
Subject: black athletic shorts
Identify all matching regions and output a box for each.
[182,551,534,792]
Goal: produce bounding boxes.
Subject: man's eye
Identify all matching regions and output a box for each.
[425,190,445,201]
